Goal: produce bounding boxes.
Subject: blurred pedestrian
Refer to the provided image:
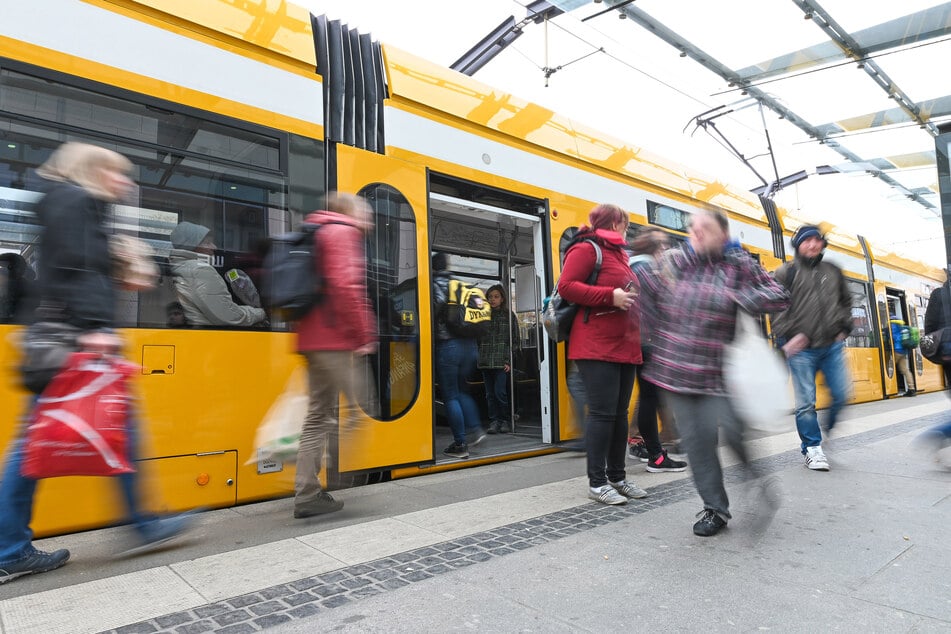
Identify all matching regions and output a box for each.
[627,226,686,473]
[432,252,487,459]
[0,143,192,584]
[915,274,951,462]
[169,222,267,327]
[293,192,377,519]
[478,284,518,434]
[639,209,789,535]
[772,224,852,471]
[556,203,646,505]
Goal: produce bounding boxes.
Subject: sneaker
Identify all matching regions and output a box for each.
[443,441,469,459]
[805,446,830,471]
[470,430,487,446]
[645,451,688,473]
[628,443,650,462]
[120,512,195,556]
[609,480,648,499]
[487,421,500,434]
[588,484,627,505]
[905,389,916,397]
[0,548,70,584]
[294,492,344,519]
[693,509,727,536]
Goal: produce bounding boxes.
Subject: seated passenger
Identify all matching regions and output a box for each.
[168,222,266,327]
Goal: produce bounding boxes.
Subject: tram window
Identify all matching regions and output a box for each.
[359,183,420,421]
[0,66,325,331]
[646,200,690,233]
[845,280,875,348]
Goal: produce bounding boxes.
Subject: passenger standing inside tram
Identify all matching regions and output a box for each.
[772,225,853,472]
[0,143,193,584]
[639,209,789,535]
[556,203,646,505]
[627,227,687,474]
[478,284,519,434]
[433,252,487,459]
[293,193,377,519]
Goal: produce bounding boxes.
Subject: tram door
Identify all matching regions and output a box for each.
[883,289,914,396]
[429,192,552,452]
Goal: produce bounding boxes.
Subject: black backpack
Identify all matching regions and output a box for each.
[261,223,326,321]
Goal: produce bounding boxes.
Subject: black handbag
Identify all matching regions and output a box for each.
[542,240,602,343]
[921,285,951,365]
[19,321,82,394]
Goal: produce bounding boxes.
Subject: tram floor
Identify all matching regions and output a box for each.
[432,419,548,465]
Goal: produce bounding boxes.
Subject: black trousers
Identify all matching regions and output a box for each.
[576,359,637,488]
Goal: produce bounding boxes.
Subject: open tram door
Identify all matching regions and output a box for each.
[333,145,433,474]
[880,288,916,397]
[427,185,553,461]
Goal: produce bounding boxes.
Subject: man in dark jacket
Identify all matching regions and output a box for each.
[772,224,853,472]
[916,275,951,460]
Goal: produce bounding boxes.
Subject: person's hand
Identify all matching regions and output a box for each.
[355,342,378,356]
[782,333,809,358]
[78,331,122,354]
[503,363,511,373]
[612,288,638,310]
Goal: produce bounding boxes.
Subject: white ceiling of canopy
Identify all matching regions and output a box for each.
[313,0,951,266]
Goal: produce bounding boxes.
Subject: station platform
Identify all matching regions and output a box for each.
[1,392,949,633]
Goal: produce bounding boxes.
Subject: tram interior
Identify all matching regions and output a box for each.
[429,193,547,463]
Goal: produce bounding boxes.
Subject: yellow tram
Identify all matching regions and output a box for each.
[0,0,944,537]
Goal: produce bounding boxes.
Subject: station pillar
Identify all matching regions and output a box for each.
[935,123,951,267]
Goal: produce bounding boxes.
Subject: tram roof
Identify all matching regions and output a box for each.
[305,0,951,269]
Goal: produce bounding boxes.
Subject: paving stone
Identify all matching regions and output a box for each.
[155,612,191,628]
[254,613,292,628]
[212,609,253,627]
[115,623,158,634]
[288,604,321,619]
[216,624,256,634]
[174,622,215,634]
[227,594,261,609]
[259,584,294,600]
[312,584,346,597]
[248,600,285,616]
[193,604,231,619]
[321,595,352,609]
[282,592,316,607]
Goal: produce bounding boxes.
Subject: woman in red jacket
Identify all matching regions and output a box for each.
[557,204,646,505]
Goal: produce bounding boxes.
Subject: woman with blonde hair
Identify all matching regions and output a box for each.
[0,143,190,584]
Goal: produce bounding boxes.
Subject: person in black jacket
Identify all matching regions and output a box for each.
[0,143,192,585]
[917,275,951,461]
[432,252,486,459]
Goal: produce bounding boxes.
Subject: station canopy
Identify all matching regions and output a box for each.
[441,0,951,267]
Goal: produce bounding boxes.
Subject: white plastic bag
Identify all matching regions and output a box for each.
[249,366,308,462]
[723,311,793,432]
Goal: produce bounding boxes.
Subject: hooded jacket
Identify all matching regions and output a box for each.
[295,210,376,352]
[169,249,266,327]
[771,253,852,348]
[557,228,641,364]
[35,181,115,329]
[640,244,790,395]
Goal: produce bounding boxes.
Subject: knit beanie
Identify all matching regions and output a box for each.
[791,225,825,251]
[170,222,211,250]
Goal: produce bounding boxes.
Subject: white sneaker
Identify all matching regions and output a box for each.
[609,480,648,499]
[805,446,830,471]
[588,484,627,505]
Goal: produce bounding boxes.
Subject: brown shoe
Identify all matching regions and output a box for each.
[294,492,344,518]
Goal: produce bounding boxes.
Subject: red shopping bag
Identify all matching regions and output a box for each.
[22,352,138,478]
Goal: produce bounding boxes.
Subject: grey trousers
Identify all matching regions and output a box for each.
[662,391,751,520]
[295,350,359,506]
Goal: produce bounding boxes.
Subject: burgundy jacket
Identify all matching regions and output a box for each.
[295,210,376,352]
[557,229,641,364]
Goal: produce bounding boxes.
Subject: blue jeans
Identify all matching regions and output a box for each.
[787,340,850,454]
[481,368,510,424]
[0,400,150,566]
[436,339,483,444]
